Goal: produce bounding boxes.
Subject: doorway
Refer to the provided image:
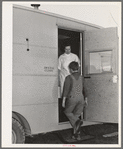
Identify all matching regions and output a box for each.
[58,28,82,123]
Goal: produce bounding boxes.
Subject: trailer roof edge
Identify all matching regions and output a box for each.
[13,4,103,29]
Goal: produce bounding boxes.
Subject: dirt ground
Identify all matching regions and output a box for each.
[25,123,118,144]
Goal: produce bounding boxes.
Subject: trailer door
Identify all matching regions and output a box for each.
[83,27,119,123]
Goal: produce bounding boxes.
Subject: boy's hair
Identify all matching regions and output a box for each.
[69,61,79,71]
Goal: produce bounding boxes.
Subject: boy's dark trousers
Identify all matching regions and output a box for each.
[64,97,84,128]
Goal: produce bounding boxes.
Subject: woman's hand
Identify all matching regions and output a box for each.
[58,69,61,87]
[58,80,61,87]
[85,97,88,106]
[62,97,66,108]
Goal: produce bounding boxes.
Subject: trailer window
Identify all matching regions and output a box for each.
[89,50,112,74]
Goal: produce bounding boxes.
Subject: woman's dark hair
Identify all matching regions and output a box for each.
[69,61,79,71]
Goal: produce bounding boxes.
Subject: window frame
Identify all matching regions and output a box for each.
[89,50,113,75]
[84,49,114,76]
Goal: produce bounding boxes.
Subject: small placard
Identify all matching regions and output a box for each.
[44,66,54,72]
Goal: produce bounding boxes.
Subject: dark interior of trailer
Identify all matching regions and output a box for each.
[58,28,80,58]
[58,28,80,123]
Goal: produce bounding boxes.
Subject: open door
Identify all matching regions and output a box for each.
[83,27,118,123]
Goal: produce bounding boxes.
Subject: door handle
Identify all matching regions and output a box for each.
[112,75,118,83]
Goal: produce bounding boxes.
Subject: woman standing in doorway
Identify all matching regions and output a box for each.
[58,45,80,96]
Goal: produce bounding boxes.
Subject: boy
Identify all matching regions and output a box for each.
[62,61,87,140]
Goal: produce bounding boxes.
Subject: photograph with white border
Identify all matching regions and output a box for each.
[2,1,121,147]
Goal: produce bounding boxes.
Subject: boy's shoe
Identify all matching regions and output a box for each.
[76,134,81,140]
[72,134,77,140]
[72,134,82,141]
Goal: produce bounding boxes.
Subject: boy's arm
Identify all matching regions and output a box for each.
[62,76,71,108]
[83,87,87,98]
[62,76,71,98]
[82,76,87,98]
[82,76,88,106]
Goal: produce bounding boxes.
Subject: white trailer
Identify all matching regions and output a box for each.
[12,4,119,143]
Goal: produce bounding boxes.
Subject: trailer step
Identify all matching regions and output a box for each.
[64,135,94,143]
[54,132,94,144]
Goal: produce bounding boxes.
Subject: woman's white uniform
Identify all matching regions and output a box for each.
[58,53,80,96]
